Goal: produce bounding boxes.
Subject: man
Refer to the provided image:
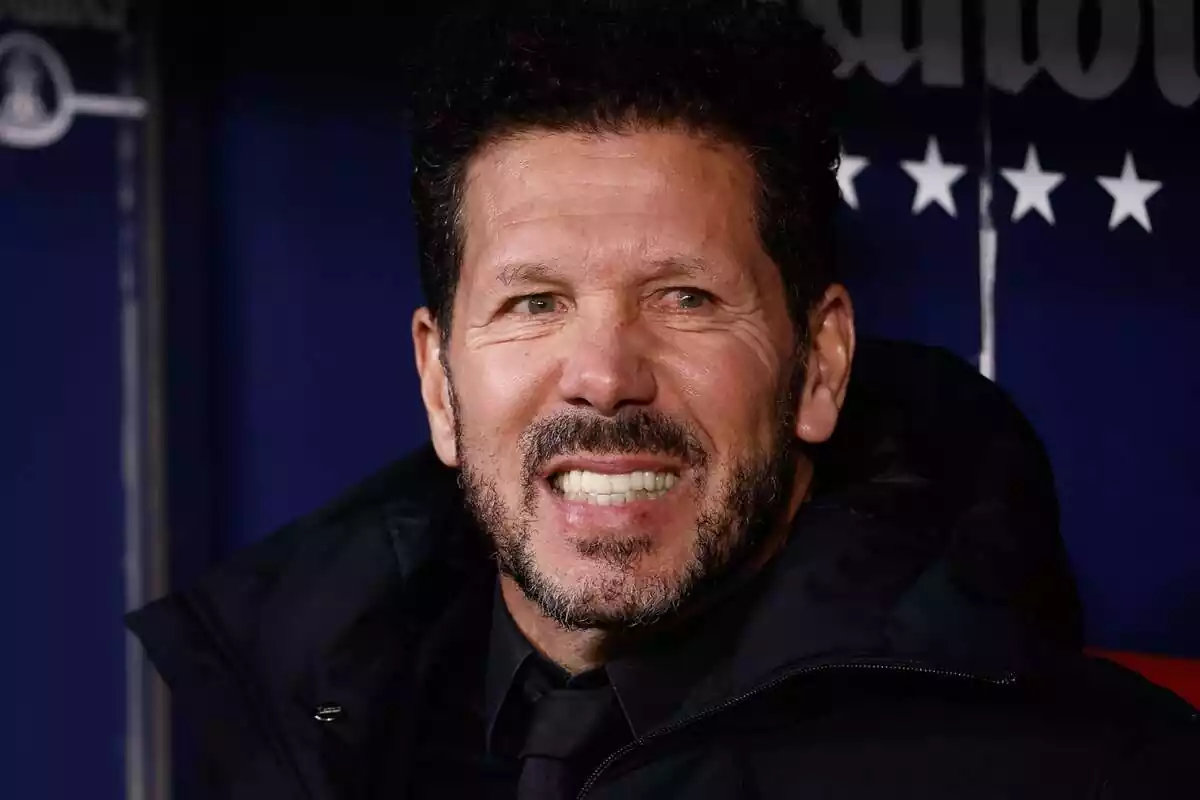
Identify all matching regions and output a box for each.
[129,2,1198,798]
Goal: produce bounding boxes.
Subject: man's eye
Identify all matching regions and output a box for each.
[665,288,713,310]
[512,293,559,315]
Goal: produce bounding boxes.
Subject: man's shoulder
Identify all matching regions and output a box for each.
[125,444,460,692]
[944,656,1200,793]
[122,446,477,799]
[605,652,1198,799]
[735,654,1199,796]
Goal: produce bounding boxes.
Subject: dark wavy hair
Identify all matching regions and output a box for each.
[404,0,843,345]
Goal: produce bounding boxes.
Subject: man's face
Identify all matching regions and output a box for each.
[416,129,849,629]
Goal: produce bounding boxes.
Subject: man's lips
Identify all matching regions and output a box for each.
[539,454,685,480]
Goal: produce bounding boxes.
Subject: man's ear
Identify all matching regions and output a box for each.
[795,284,856,444]
[412,307,459,467]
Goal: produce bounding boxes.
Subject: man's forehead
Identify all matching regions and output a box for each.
[458,129,761,272]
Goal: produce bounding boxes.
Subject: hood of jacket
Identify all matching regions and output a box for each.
[126,339,1087,797]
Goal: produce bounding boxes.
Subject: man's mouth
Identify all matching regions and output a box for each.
[549,468,680,506]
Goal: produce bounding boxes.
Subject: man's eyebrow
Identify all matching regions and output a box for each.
[648,256,713,278]
[497,261,559,287]
[495,256,714,286]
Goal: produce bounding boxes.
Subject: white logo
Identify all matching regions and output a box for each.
[0,30,146,149]
[799,0,1198,108]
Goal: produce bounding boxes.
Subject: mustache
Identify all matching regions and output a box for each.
[519,409,709,477]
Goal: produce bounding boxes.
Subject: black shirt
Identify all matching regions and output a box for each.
[403,579,756,800]
[485,595,632,797]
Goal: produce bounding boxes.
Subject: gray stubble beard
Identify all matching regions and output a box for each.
[452,386,801,633]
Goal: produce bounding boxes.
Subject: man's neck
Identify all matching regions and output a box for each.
[500,578,608,674]
[502,461,814,674]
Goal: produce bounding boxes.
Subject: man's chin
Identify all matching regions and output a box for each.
[529,586,689,632]
[505,552,695,631]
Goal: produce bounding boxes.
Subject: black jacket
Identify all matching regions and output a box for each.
[128,340,1199,799]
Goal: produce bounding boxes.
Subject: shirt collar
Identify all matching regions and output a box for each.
[484,575,758,747]
[483,582,537,752]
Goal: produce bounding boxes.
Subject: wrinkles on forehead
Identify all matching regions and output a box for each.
[453,129,783,325]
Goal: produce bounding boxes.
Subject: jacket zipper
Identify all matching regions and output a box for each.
[575,659,1018,799]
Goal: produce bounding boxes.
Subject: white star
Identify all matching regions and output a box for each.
[1097,152,1162,232]
[837,149,869,210]
[1000,144,1065,225]
[900,137,967,218]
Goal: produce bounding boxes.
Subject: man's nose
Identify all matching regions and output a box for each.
[557,314,657,416]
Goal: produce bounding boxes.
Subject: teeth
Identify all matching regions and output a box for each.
[580,471,605,493]
[560,489,670,505]
[553,468,679,503]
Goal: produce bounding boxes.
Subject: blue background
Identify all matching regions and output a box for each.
[1,24,130,799]
[2,4,1196,799]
